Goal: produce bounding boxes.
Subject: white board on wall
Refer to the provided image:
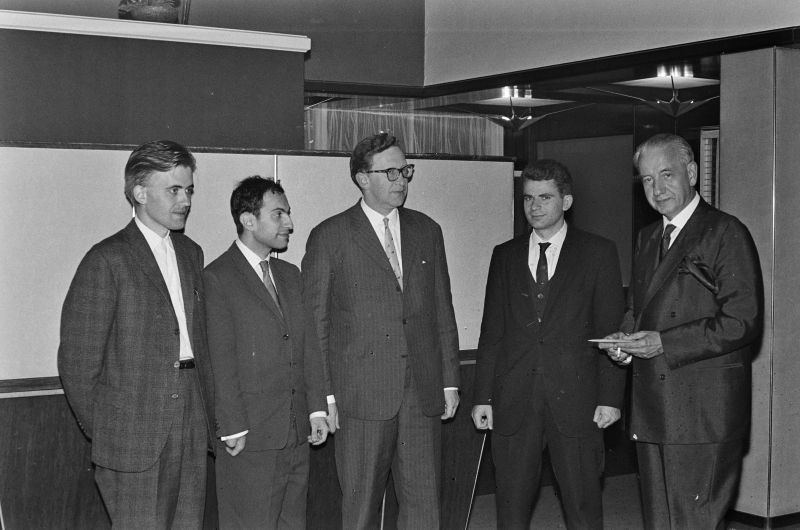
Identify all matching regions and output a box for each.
[0,147,513,380]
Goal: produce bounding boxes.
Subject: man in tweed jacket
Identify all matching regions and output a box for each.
[58,140,214,529]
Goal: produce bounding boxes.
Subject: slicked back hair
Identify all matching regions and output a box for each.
[230,176,285,235]
[521,159,573,197]
[124,140,196,206]
[633,133,694,172]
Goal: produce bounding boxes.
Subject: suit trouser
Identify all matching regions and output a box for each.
[336,370,442,530]
[636,439,745,530]
[216,418,309,529]
[94,368,208,530]
[492,375,604,530]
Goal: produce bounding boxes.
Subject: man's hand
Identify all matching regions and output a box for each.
[442,389,460,420]
[599,331,633,364]
[593,406,621,429]
[326,402,339,433]
[308,417,330,446]
[471,405,493,430]
[620,331,664,359]
[224,435,246,456]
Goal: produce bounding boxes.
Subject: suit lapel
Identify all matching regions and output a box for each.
[542,228,579,319]
[511,236,538,317]
[121,221,172,308]
[172,234,196,333]
[229,243,284,320]
[399,209,421,289]
[640,201,710,314]
[347,203,400,285]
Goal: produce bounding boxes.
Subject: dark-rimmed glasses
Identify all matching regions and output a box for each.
[363,164,415,182]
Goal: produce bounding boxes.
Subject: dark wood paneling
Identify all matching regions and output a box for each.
[0,29,305,149]
[0,395,109,529]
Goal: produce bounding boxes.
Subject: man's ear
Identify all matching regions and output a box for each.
[240,212,255,232]
[132,184,147,206]
[687,161,698,187]
[356,172,369,189]
[562,194,574,212]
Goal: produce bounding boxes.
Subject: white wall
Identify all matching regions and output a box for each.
[0,148,513,380]
[424,0,800,85]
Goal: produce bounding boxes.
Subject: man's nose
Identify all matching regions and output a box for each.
[284,215,294,230]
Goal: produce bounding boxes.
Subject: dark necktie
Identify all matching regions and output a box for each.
[259,259,283,315]
[537,242,551,286]
[660,224,676,262]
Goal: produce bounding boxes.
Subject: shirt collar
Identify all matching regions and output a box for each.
[663,192,700,231]
[135,216,170,252]
[530,221,568,248]
[235,238,268,270]
[360,199,399,227]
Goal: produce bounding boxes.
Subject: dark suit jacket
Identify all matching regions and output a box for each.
[301,202,460,420]
[625,199,763,444]
[474,226,626,437]
[203,243,327,451]
[58,220,214,472]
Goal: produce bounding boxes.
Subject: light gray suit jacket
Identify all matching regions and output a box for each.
[302,201,460,420]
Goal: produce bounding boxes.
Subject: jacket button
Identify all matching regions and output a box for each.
[537,293,544,300]
[632,433,638,440]
[402,319,407,325]
[171,393,179,399]
[291,389,296,394]
[659,374,666,380]
[173,361,180,369]
[396,286,401,292]
[283,334,290,340]
[174,329,180,336]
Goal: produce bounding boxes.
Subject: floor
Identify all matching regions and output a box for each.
[465,473,800,530]
[466,473,644,530]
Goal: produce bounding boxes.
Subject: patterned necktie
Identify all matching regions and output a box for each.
[383,217,402,290]
[259,259,283,315]
[660,224,676,262]
[537,242,551,286]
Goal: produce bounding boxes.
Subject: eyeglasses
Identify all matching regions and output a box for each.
[363,164,415,182]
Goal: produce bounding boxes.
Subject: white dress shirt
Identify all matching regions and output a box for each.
[135,217,193,360]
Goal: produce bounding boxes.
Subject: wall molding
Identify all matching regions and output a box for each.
[0,377,62,398]
[0,9,310,52]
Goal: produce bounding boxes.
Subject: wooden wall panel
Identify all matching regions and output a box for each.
[0,395,109,529]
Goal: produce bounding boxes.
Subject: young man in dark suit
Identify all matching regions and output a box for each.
[603,133,763,529]
[472,159,626,530]
[204,176,330,528]
[58,140,215,528]
[302,133,461,529]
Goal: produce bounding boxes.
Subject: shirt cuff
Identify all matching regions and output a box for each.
[326,395,336,404]
[309,411,327,419]
[220,430,248,441]
[444,387,458,391]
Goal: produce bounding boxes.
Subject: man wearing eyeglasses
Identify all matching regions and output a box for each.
[302,132,460,529]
